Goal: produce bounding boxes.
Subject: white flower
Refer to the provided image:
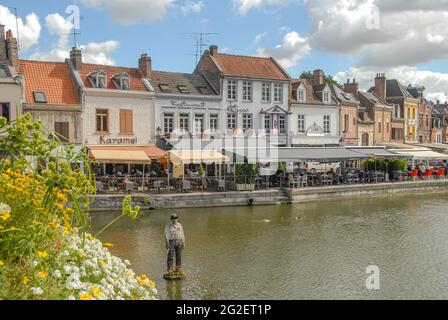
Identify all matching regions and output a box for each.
[31,287,44,296]
[53,270,62,279]
[32,261,38,267]
[67,295,76,300]
[0,203,11,214]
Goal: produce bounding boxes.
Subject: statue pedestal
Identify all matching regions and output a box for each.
[164,272,187,281]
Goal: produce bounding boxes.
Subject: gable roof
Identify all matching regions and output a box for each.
[360,91,391,106]
[211,53,290,81]
[331,84,359,105]
[291,79,338,105]
[20,60,79,105]
[150,71,217,96]
[80,63,148,91]
[386,80,414,99]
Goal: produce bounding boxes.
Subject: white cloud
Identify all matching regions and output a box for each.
[29,13,118,65]
[257,31,310,69]
[335,66,448,103]
[181,0,204,15]
[0,5,41,51]
[252,32,267,46]
[305,0,448,67]
[233,0,295,15]
[80,0,176,25]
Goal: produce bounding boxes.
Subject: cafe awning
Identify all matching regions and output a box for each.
[88,146,166,161]
[388,149,448,160]
[347,147,409,158]
[278,147,369,163]
[168,150,230,165]
[88,149,151,164]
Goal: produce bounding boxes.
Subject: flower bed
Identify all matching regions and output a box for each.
[0,115,157,300]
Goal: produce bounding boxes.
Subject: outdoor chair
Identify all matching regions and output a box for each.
[435,168,446,179]
[423,169,434,180]
[125,181,137,193]
[96,181,105,193]
[410,169,419,181]
[182,180,191,193]
[300,175,309,188]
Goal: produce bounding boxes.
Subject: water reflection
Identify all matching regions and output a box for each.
[91,191,448,300]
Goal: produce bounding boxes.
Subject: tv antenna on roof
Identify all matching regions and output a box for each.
[5,6,20,51]
[182,32,220,65]
[67,28,81,49]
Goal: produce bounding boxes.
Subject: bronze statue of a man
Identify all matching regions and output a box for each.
[165,214,185,274]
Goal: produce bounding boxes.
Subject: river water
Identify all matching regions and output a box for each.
[91,191,448,300]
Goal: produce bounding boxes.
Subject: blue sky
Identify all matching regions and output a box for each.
[1,0,448,102]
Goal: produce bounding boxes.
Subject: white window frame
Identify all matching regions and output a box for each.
[262,82,271,103]
[210,114,219,131]
[242,81,253,102]
[227,114,237,129]
[298,115,305,134]
[323,115,330,134]
[163,113,174,134]
[264,115,272,133]
[194,114,204,134]
[279,115,286,134]
[227,80,237,101]
[179,113,190,132]
[274,83,283,103]
[323,91,330,104]
[242,114,253,130]
[297,90,305,102]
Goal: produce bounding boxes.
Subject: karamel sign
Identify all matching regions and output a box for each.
[99,136,138,145]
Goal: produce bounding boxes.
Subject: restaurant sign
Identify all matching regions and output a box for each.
[99,136,138,145]
[227,103,249,114]
[306,123,325,137]
[169,100,206,109]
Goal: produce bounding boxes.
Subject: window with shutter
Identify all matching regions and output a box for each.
[120,109,133,134]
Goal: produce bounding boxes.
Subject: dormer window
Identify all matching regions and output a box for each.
[323,91,330,104]
[88,71,107,89]
[298,90,305,102]
[112,73,131,90]
[159,84,171,93]
[177,85,190,94]
[33,91,48,104]
[198,87,210,95]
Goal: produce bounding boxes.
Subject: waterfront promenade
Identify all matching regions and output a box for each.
[91,179,448,211]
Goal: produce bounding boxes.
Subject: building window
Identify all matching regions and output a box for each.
[179,113,190,132]
[426,115,430,128]
[89,72,107,89]
[264,115,271,133]
[194,114,204,134]
[323,115,330,134]
[344,114,349,132]
[119,109,133,134]
[242,114,253,130]
[159,84,171,93]
[112,73,130,90]
[33,91,48,104]
[243,81,252,102]
[362,133,369,146]
[54,122,69,142]
[378,120,382,134]
[274,83,283,103]
[96,109,109,133]
[0,103,10,122]
[297,90,305,102]
[227,114,237,129]
[210,114,218,131]
[262,82,271,103]
[163,113,174,134]
[279,115,286,134]
[227,80,237,101]
[387,120,390,134]
[177,85,190,94]
[298,115,305,134]
[323,92,330,103]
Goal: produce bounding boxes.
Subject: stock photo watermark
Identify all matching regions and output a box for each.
[366,265,380,290]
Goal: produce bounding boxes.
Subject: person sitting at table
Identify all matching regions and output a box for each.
[327,168,335,175]
[136,168,143,177]
[407,165,413,172]
[416,165,423,179]
[115,171,123,178]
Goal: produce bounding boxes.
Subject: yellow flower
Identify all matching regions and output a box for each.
[21,276,29,285]
[91,286,101,298]
[37,251,48,259]
[80,292,93,300]
[0,260,4,267]
[149,280,155,287]
[38,271,48,279]
[99,260,107,266]
[0,212,11,221]
[103,243,114,248]
[87,234,94,241]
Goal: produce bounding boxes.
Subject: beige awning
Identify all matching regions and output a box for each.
[89,149,151,164]
[389,149,448,160]
[169,150,229,164]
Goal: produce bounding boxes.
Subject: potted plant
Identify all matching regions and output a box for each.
[235,164,256,191]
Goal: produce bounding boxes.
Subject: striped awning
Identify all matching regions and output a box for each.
[89,149,151,164]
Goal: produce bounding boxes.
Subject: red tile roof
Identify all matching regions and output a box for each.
[212,54,289,80]
[80,64,147,91]
[20,60,79,105]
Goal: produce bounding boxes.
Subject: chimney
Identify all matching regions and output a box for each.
[344,78,359,98]
[0,25,6,60]
[5,29,19,68]
[70,47,82,71]
[375,73,387,101]
[138,53,152,78]
[209,45,218,57]
[312,69,324,85]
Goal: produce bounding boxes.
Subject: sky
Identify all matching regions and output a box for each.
[1,0,448,102]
